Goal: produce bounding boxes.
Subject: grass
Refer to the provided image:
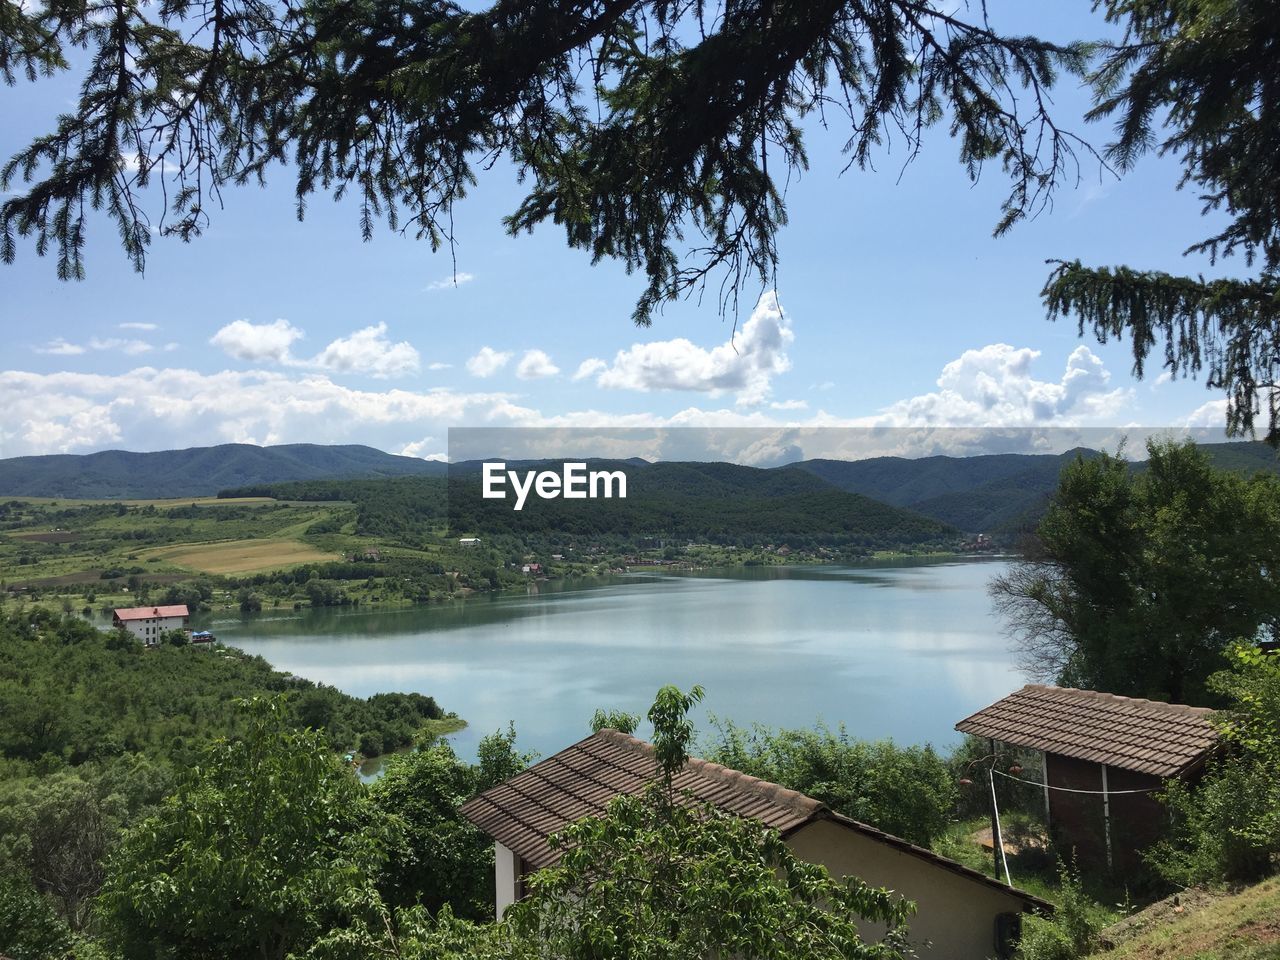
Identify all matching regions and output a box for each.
[932,816,1133,927]
[1099,876,1280,959]
[421,715,468,740]
[139,538,340,574]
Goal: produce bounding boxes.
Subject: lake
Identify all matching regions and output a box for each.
[206,558,1025,763]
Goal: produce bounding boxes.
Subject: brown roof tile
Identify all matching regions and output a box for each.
[460,729,1050,912]
[955,685,1218,777]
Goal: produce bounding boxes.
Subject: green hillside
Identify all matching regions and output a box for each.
[445,460,959,550]
[794,442,1280,535]
[0,443,446,498]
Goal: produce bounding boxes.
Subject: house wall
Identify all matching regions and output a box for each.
[1045,754,1167,872]
[494,841,518,919]
[785,819,1031,960]
[117,615,187,643]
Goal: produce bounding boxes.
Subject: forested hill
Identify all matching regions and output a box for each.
[793,442,1280,535]
[0,443,446,498]
[445,461,960,550]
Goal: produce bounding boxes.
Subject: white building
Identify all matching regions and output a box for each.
[458,537,481,547]
[112,605,190,644]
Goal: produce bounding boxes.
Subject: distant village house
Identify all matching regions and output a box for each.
[112,605,190,644]
[462,729,1050,960]
[458,537,481,547]
[956,685,1219,871]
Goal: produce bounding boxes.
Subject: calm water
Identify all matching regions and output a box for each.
[205,559,1024,761]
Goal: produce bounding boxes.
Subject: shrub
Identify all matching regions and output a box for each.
[1147,644,1280,886]
[1015,868,1099,960]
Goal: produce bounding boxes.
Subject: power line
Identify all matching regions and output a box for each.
[992,767,1162,796]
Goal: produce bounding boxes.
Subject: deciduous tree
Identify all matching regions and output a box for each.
[992,439,1280,703]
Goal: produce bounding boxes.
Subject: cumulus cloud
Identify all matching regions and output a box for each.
[400,437,448,460]
[210,319,303,363]
[428,362,452,371]
[572,358,608,381]
[770,399,808,411]
[860,344,1132,428]
[466,346,512,378]
[311,322,420,378]
[585,292,793,405]
[0,367,527,456]
[425,272,475,291]
[210,319,421,378]
[516,349,560,380]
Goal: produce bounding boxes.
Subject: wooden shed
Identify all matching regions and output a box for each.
[956,685,1220,871]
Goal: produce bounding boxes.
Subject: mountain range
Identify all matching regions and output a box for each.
[2,441,1276,535]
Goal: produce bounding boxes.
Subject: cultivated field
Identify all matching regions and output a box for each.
[141,538,340,575]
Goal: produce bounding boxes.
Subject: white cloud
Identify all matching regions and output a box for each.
[312,322,420,379]
[770,399,808,411]
[857,344,1132,428]
[466,346,512,378]
[88,337,152,355]
[119,322,158,331]
[210,319,303,364]
[35,336,153,356]
[516,349,560,380]
[400,437,448,461]
[587,291,793,405]
[573,358,608,381]
[425,271,475,291]
[1183,399,1229,429]
[34,338,86,356]
[210,319,420,378]
[0,367,526,456]
[428,362,452,371]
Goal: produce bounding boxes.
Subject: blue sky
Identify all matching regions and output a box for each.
[0,2,1244,461]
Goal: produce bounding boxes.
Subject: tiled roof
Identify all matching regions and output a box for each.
[113,605,190,620]
[955,684,1219,777]
[460,729,1051,911]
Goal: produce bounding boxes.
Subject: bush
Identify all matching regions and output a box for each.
[1015,868,1099,960]
[702,720,955,847]
[1147,644,1280,886]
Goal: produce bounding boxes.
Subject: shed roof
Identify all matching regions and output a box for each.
[955,684,1218,778]
[460,729,1050,911]
[113,605,190,621]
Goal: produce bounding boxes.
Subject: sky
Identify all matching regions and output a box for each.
[0,2,1246,463]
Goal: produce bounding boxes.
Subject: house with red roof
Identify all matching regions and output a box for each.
[112,605,190,644]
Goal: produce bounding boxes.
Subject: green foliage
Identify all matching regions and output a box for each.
[370,727,532,920]
[98,697,385,960]
[448,462,961,552]
[1043,1,1280,441]
[502,682,910,960]
[1148,645,1280,885]
[992,439,1280,702]
[509,790,911,960]
[0,609,442,766]
[703,719,955,847]
[0,874,75,960]
[2,1,1090,324]
[590,708,640,734]
[1014,868,1099,960]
